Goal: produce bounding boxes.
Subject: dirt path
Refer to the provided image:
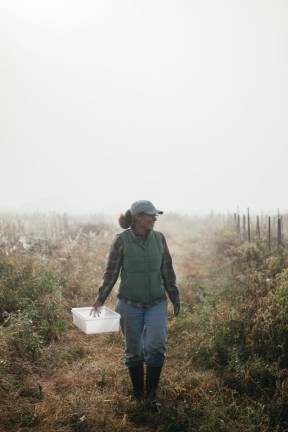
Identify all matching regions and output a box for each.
[15,231,212,432]
[27,327,124,431]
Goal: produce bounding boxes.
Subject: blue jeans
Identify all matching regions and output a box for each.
[115,298,168,368]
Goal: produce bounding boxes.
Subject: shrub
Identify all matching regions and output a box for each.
[251,268,288,366]
[8,312,44,361]
[0,261,22,312]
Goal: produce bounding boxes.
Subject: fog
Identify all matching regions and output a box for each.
[1,0,288,216]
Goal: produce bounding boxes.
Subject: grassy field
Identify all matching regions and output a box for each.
[1,213,288,432]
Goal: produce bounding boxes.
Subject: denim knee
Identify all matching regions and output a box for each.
[144,348,166,367]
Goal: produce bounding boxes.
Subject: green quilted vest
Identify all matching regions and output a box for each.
[119,229,165,304]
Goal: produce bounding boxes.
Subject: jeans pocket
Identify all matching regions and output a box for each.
[115,298,124,315]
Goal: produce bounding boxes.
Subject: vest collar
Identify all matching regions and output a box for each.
[130,228,153,247]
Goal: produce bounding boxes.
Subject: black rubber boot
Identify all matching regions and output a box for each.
[145,365,163,412]
[145,365,162,400]
[128,363,144,401]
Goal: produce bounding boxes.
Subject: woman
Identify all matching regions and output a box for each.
[92,200,180,404]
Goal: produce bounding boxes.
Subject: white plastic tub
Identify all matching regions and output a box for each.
[71,306,120,334]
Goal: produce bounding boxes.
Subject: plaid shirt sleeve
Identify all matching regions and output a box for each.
[160,233,180,304]
[95,234,123,305]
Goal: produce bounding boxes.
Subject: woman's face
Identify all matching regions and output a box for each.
[135,213,157,231]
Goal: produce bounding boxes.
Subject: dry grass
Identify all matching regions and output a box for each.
[1,212,288,431]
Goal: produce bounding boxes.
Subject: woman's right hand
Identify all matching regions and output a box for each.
[90,300,102,317]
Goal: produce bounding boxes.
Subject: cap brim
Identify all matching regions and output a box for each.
[146,210,163,215]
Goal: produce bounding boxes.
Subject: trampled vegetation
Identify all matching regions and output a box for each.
[1,212,288,431]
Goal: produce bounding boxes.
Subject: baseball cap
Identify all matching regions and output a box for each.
[130,200,164,216]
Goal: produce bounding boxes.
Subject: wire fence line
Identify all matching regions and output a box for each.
[229,209,288,251]
[0,210,287,252]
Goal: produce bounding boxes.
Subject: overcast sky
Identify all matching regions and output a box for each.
[1,0,287,215]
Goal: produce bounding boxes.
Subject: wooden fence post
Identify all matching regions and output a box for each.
[242,214,246,241]
[277,215,282,248]
[247,208,251,242]
[268,216,271,252]
[256,215,260,241]
[273,216,276,235]
[237,214,240,235]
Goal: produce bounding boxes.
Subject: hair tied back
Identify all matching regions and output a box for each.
[118,209,133,229]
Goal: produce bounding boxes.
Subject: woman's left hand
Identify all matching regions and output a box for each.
[173,301,180,317]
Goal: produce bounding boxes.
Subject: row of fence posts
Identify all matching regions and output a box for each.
[233,209,285,251]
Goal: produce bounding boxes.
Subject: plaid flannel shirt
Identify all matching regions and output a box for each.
[96,229,180,308]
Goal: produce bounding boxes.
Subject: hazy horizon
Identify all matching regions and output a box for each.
[1,0,288,216]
